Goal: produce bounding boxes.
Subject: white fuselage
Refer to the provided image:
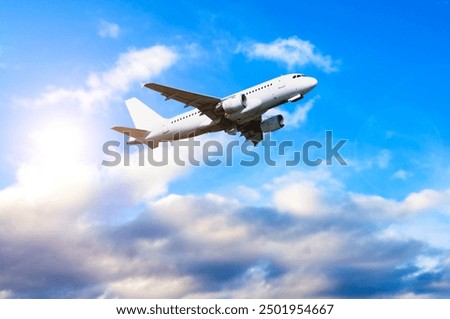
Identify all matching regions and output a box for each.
[147,74,317,143]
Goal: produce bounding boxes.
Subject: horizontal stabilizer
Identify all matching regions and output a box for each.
[111,126,159,149]
[112,126,149,138]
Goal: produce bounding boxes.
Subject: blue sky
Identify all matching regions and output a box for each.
[1,0,450,298]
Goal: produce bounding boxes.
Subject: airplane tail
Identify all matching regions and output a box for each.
[112,97,165,149]
[125,97,165,130]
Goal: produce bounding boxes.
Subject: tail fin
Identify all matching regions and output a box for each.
[111,98,164,149]
[125,97,165,130]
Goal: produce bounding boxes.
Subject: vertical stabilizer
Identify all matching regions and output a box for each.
[125,97,165,130]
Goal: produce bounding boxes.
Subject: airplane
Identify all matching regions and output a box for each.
[113,73,318,148]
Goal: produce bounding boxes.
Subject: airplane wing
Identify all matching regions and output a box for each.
[144,83,222,120]
[237,117,264,146]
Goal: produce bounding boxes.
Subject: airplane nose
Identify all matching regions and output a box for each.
[303,77,317,93]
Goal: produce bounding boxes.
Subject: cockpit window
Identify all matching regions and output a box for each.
[292,74,305,79]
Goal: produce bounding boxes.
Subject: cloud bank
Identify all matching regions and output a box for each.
[1,156,450,298]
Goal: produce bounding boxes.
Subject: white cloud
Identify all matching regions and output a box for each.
[413,255,442,276]
[350,188,450,217]
[188,267,331,299]
[266,95,318,128]
[392,169,410,180]
[273,182,327,216]
[150,194,245,243]
[402,189,450,214]
[234,185,261,202]
[350,193,399,217]
[392,292,434,299]
[16,46,177,112]
[102,276,197,298]
[0,290,12,298]
[239,36,339,73]
[270,169,343,217]
[351,149,392,171]
[375,149,391,168]
[98,20,120,38]
[265,169,343,192]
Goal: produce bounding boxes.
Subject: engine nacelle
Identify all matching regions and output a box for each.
[221,94,247,113]
[260,115,285,133]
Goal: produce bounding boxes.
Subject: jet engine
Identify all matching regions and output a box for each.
[220,94,247,113]
[260,115,285,133]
